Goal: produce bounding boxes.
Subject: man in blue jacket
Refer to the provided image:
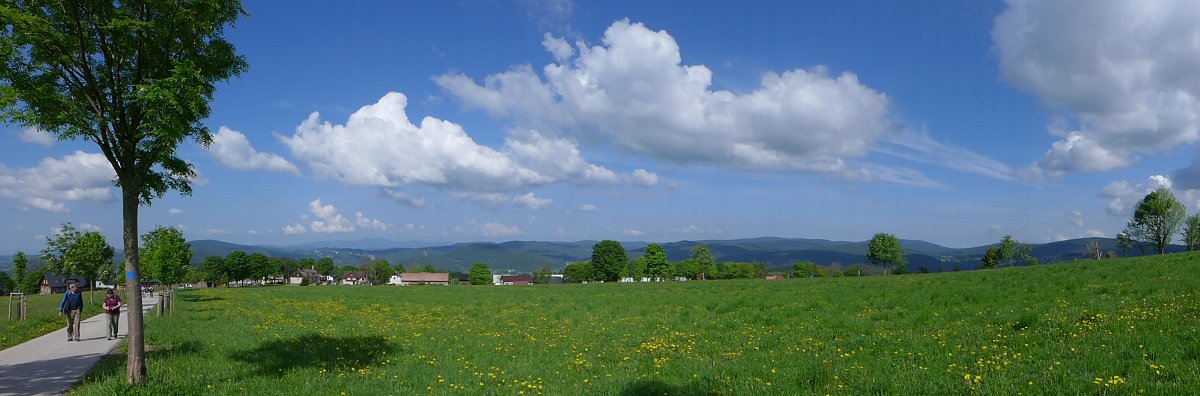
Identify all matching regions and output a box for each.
[59,283,84,342]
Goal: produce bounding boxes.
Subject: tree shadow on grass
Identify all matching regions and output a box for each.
[229,333,398,377]
[177,293,224,303]
[621,379,719,396]
[79,339,204,385]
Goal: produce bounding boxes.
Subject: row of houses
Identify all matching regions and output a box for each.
[286,270,570,286]
[288,270,456,286]
[34,273,160,295]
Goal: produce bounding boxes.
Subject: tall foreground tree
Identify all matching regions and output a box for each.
[867,233,907,275]
[0,1,246,383]
[1124,187,1187,255]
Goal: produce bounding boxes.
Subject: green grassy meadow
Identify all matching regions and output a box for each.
[0,290,106,350]
[73,253,1199,395]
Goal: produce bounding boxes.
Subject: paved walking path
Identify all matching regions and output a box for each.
[0,295,159,396]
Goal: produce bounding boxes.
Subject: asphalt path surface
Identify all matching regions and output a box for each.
[0,294,159,396]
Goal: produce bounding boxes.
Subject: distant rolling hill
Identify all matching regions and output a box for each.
[179,236,1185,274]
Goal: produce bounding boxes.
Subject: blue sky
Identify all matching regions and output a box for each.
[5,0,1200,253]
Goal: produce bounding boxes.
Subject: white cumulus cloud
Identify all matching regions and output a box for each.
[355,212,390,230]
[309,199,340,220]
[209,127,300,175]
[282,223,308,235]
[579,203,598,212]
[542,32,574,61]
[630,169,659,187]
[512,192,553,209]
[622,229,644,237]
[995,0,1200,174]
[278,92,622,196]
[306,199,356,233]
[435,19,948,185]
[168,208,184,216]
[0,151,115,212]
[289,199,390,234]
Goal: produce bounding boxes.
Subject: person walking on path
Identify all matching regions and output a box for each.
[59,283,84,342]
[103,289,122,340]
[0,294,160,396]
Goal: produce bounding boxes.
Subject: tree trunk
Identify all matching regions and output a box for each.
[121,188,147,384]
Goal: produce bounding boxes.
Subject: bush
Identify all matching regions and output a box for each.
[300,277,310,286]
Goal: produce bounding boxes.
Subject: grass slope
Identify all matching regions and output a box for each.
[74,253,1199,395]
